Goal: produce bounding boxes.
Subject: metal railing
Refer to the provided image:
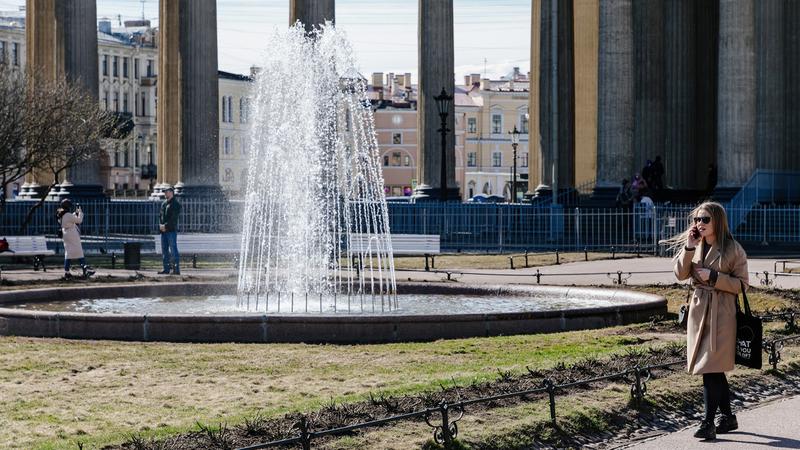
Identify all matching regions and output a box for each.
[727,169,800,231]
[3,199,800,253]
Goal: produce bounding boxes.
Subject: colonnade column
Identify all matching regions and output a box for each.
[632,0,664,180]
[526,0,541,198]
[290,0,335,31]
[414,0,458,201]
[755,0,785,170]
[24,0,102,197]
[536,0,575,199]
[157,0,221,197]
[664,0,696,189]
[716,0,756,195]
[593,0,633,201]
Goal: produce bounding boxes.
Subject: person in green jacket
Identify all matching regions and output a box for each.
[158,187,182,274]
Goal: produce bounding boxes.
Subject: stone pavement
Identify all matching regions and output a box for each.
[627,395,800,449]
[2,256,799,289]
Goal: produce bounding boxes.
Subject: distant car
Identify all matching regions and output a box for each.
[468,194,506,203]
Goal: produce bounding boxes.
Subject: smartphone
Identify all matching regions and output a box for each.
[690,227,700,240]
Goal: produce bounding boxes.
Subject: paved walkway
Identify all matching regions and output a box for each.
[629,396,800,449]
[2,256,798,288]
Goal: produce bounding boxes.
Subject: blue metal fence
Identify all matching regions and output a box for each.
[2,199,799,253]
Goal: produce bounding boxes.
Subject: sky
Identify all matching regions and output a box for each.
[0,0,531,82]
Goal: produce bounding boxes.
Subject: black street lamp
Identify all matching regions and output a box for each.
[434,87,453,201]
[508,125,521,203]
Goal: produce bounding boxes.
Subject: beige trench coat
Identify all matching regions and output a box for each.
[674,239,749,375]
[60,211,84,259]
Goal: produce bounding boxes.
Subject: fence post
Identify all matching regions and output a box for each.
[424,254,430,272]
[555,249,560,265]
[509,256,515,270]
[440,401,454,446]
[544,379,556,425]
[535,269,542,284]
[761,204,768,246]
[524,250,529,268]
[584,247,588,261]
[111,252,116,269]
[611,246,616,259]
[297,416,312,450]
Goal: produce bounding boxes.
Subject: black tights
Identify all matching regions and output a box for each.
[703,373,732,421]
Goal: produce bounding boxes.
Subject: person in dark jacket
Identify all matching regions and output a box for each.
[159,187,182,274]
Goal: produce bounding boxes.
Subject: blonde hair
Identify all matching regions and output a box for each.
[665,201,735,259]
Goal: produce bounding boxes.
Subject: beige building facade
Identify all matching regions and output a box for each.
[218,71,252,196]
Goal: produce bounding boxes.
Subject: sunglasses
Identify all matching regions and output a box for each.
[693,216,712,224]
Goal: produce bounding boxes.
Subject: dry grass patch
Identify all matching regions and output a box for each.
[0,326,668,450]
[358,252,638,271]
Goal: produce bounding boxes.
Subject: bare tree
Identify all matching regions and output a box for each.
[0,66,30,212]
[17,75,119,232]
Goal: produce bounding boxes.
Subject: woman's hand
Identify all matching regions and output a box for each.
[695,268,711,282]
[687,226,701,249]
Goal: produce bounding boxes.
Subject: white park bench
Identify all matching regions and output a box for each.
[155,233,241,268]
[0,236,56,271]
[349,233,441,271]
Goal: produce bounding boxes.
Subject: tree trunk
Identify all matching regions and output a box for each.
[18,180,57,235]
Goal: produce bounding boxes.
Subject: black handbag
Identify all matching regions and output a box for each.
[735,281,763,369]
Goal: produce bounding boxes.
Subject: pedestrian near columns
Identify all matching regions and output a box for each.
[158,186,182,275]
[57,199,95,279]
[669,201,748,440]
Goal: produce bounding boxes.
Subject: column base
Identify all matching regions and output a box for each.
[177,183,226,199]
[48,183,107,201]
[412,185,462,202]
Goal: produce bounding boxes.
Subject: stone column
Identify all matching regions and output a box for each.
[787,0,800,171]
[157,0,221,197]
[594,0,633,200]
[572,0,598,189]
[755,0,785,170]
[414,0,458,201]
[25,0,102,197]
[290,0,335,31]
[716,0,756,191]
[536,0,575,199]
[694,0,718,189]
[526,0,541,197]
[664,0,695,189]
[632,0,664,179]
[61,0,102,191]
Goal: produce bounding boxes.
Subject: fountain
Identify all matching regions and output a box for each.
[0,25,667,343]
[236,24,396,313]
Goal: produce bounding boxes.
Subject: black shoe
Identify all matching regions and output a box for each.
[82,266,95,278]
[693,420,716,440]
[63,272,73,280]
[172,270,181,275]
[716,414,738,434]
[157,270,171,275]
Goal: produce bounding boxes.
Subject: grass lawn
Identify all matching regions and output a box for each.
[0,265,796,449]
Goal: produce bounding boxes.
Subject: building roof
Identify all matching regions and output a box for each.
[218,70,252,82]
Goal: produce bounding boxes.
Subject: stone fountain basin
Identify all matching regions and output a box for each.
[0,283,666,344]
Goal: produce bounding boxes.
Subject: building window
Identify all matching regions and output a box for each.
[522,152,528,167]
[224,168,234,182]
[123,57,129,78]
[112,56,118,77]
[383,155,389,167]
[102,55,108,76]
[103,90,109,110]
[221,97,227,122]
[403,155,411,166]
[0,41,5,64]
[467,152,477,167]
[520,114,529,134]
[11,42,19,66]
[240,97,248,123]
[123,93,129,113]
[223,136,232,155]
[491,113,502,134]
[492,152,502,167]
[123,143,129,167]
[134,143,140,167]
[468,181,476,198]
[467,117,477,133]
[113,92,119,112]
[140,92,146,116]
[146,59,154,77]
[113,146,120,167]
[240,136,248,155]
[392,132,402,145]
[134,58,139,79]
[391,152,402,166]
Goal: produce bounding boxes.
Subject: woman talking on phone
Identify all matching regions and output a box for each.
[57,199,95,279]
[671,201,748,440]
